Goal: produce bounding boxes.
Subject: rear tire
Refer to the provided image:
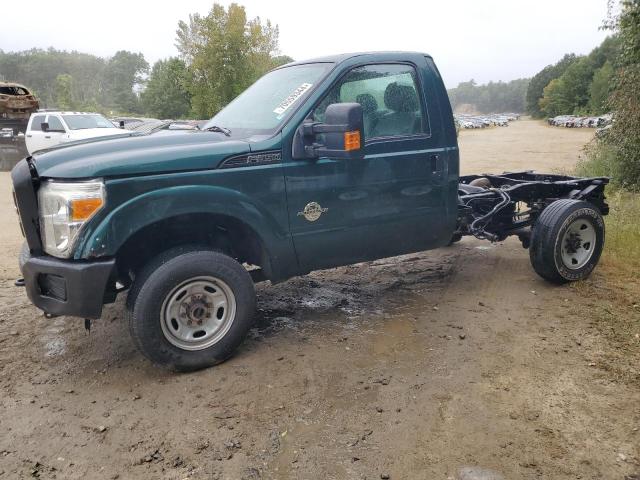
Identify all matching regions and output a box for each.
[529,199,605,284]
[126,248,256,371]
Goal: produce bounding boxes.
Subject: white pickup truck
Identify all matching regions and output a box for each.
[24,111,128,154]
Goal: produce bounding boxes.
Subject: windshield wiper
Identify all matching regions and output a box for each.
[203,125,231,137]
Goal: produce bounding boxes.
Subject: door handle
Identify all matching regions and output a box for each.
[45,135,51,139]
[26,134,32,138]
[430,154,440,173]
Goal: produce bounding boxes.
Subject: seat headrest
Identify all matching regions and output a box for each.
[356,93,378,114]
[384,82,419,112]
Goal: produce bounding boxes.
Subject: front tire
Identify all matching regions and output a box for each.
[126,248,256,371]
[529,199,605,284]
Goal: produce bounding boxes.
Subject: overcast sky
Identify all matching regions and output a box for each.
[0,0,610,87]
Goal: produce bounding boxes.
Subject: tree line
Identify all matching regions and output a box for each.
[0,48,148,114]
[447,78,529,114]
[0,3,291,120]
[525,36,620,118]
[578,0,640,189]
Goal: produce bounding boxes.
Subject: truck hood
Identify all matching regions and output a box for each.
[31,130,251,179]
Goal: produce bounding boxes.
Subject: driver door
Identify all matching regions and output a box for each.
[25,114,47,154]
[40,115,67,150]
[284,62,448,273]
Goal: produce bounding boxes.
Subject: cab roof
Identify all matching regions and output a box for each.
[36,111,104,116]
[282,51,433,68]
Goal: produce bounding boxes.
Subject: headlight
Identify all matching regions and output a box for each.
[38,180,105,258]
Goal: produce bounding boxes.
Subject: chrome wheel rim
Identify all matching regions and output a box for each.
[160,276,236,351]
[560,219,596,270]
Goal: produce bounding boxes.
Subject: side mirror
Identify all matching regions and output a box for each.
[40,122,50,132]
[292,102,364,160]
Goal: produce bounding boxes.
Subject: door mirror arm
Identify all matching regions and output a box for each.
[302,122,349,136]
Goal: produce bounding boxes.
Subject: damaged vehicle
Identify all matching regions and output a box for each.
[12,52,609,371]
[0,82,39,134]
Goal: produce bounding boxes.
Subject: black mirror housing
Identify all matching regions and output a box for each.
[292,102,364,160]
[40,122,50,132]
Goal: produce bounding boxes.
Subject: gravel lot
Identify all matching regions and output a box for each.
[0,119,637,479]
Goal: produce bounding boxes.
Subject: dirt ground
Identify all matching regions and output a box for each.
[0,119,638,480]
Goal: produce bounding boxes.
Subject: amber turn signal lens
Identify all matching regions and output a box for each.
[71,198,103,221]
[344,130,361,151]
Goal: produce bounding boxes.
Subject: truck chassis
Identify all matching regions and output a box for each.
[456,171,608,245]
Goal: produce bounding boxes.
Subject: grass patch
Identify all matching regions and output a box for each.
[570,178,640,385]
[571,143,640,385]
[600,189,640,272]
[575,141,622,182]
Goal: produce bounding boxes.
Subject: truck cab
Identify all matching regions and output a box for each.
[12,52,607,371]
[24,111,129,154]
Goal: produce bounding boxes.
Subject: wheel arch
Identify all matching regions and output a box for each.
[76,184,298,282]
[112,212,274,284]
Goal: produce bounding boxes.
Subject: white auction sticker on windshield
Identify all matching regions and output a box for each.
[274,83,313,116]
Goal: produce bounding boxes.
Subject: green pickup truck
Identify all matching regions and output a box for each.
[12,52,609,371]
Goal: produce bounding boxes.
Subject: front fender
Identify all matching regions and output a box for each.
[76,184,297,280]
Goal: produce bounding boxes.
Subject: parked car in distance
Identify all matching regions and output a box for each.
[548,114,612,128]
[454,113,516,129]
[0,127,14,139]
[0,82,40,134]
[25,112,130,154]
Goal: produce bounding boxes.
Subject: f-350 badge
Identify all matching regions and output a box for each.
[298,202,328,222]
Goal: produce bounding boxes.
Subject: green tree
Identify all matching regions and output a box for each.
[588,61,614,114]
[176,3,283,118]
[539,78,572,117]
[557,56,597,114]
[54,73,74,110]
[603,0,640,187]
[141,58,192,119]
[102,50,149,114]
[526,54,578,117]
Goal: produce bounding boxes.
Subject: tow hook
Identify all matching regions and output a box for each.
[14,278,25,287]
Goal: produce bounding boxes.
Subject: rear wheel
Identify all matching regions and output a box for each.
[126,248,255,371]
[529,200,605,284]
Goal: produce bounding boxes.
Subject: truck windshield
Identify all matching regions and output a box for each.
[62,114,114,130]
[202,63,332,139]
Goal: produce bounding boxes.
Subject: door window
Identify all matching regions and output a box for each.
[29,115,46,132]
[46,116,65,132]
[313,64,427,139]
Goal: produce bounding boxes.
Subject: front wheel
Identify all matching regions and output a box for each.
[529,199,605,284]
[126,248,256,371]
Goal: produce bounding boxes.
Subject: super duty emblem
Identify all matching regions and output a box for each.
[297,202,328,222]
